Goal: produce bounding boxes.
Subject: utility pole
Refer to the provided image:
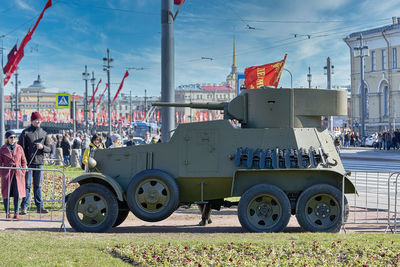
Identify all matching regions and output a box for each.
[161,0,175,142]
[324,57,334,131]
[82,65,89,133]
[37,91,40,112]
[129,90,132,126]
[144,89,147,121]
[103,49,113,135]
[0,71,5,145]
[14,70,19,129]
[353,35,369,142]
[307,66,312,89]
[90,71,96,130]
[72,93,76,133]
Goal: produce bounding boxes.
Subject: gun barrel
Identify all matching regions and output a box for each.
[152,102,225,110]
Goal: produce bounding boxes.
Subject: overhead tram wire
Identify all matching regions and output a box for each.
[55,0,158,16]
[177,18,391,68]
[55,0,392,27]
[3,1,61,37]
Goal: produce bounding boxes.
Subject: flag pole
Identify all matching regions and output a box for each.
[0,71,5,145]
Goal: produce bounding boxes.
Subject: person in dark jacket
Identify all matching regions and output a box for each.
[18,112,50,214]
[61,133,71,165]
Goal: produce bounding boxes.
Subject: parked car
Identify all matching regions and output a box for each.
[122,137,145,146]
[364,134,377,147]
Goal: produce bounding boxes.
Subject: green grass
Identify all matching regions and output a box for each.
[0,232,399,266]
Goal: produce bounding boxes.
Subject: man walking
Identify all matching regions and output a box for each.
[18,112,50,214]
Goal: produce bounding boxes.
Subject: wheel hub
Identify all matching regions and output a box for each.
[257,203,272,217]
[315,203,330,218]
[145,189,160,204]
[85,204,98,217]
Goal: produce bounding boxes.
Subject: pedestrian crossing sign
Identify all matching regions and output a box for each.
[56,93,71,109]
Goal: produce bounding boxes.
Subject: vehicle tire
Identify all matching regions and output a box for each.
[295,184,349,233]
[126,170,179,222]
[238,184,291,233]
[66,183,118,233]
[112,209,130,228]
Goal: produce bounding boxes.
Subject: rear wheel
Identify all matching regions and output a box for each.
[126,170,179,222]
[295,184,348,232]
[66,183,118,232]
[113,202,130,228]
[238,184,291,232]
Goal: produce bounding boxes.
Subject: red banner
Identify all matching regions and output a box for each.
[97,83,108,107]
[244,54,287,89]
[3,0,52,85]
[112,70,129,104]
[89,78,102,104]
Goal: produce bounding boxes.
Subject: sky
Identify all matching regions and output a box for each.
[1,0,400,98]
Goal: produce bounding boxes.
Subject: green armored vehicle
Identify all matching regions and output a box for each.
[66,87,355,233]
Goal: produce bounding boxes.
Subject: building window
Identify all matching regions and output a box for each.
[382,49,387,70]
[393,48,397,69]
[371,51,376,71]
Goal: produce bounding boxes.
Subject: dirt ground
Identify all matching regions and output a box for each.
[0,205,397,234]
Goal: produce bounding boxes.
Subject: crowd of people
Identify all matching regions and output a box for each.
[333,129,400,151]
[1,111,161,219]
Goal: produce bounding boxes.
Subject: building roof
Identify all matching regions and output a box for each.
[21,74,63,94]
[28,75,45,89]
[176,84,202,91]
[200,85,233,91]
[348,21,400,38]
[176,84,233,91]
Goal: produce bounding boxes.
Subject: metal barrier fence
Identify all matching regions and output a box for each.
[341,170,400,233]
[0,164,68,231]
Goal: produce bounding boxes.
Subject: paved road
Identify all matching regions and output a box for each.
[342,159,400,172]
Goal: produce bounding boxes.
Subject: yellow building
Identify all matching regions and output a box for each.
[6,75,80,125]
[344,17,400,133]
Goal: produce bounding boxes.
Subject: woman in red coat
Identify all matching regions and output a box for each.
[0,130,27,219]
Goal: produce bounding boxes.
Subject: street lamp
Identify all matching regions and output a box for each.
[307,66,312,89]
[283,68,293,88]
[103,49,113,135]
[72,92,76,133]
[10,70,21,129]
[82,65,90,133]
[90,72,96,130]
[324,57,334,131]
[353,35,369,141]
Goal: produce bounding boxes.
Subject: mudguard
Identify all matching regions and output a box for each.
[70,172,124,201]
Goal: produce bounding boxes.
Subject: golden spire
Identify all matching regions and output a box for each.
[232,36,237,69]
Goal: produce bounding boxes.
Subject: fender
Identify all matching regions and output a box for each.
[70,172,124,201]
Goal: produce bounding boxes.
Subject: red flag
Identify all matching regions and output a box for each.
[3,0,52,85]
[97,83,108,107]
[89,78,102,104]
[31,0,52,34]
[244,54,287,89]
[7,45,17,62]
[112,70,129,104]
[174,0,185,4]
[3,43,18,75]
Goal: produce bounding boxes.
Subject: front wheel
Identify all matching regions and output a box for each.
[126,170,179,222]
[66,183,118,233]
[295,184,348,232]
[238,184,291,233]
